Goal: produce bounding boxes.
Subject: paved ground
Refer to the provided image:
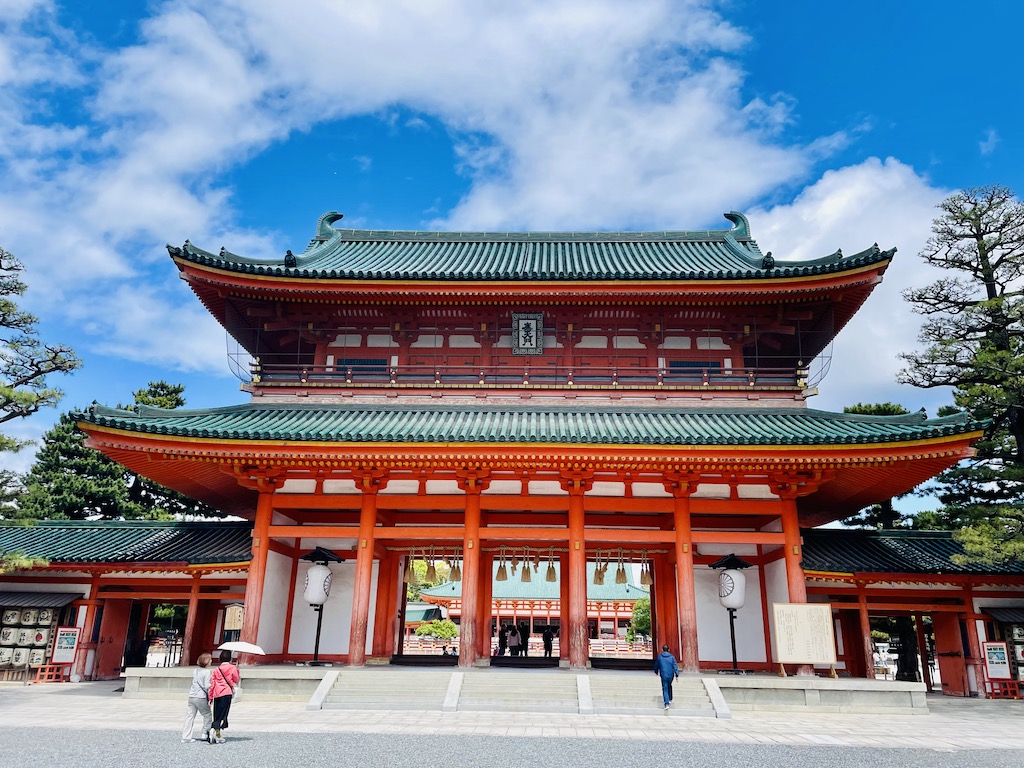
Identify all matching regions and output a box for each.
[1,680,1022,753]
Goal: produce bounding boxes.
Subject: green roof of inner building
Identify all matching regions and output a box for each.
[421,562,649,601]
[170,211,894,282]
[80,403,978,446]
[0,521,253,566]
[801,529,1024,576]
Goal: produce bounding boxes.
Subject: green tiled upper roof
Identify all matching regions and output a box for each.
[0,521,252,566]
[169,211,894,282]
[421,562,649,601]
[801,529,1024,576]
[80,402,979,447]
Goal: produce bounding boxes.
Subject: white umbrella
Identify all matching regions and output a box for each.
[218,640,265,655]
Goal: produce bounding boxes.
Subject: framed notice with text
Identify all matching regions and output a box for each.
[983,641,1012,679]
[51,626,81,665]
[772,603,837,665]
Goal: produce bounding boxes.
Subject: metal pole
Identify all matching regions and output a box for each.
[311,605,325,665]
[729,608,738,671]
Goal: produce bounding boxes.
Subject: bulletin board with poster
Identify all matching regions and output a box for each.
[772,603,837,672]
[984,641,1012,679]
[50,626,81,665]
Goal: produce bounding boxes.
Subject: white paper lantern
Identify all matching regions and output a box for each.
[303,563,332,605]
[718,568,746,609]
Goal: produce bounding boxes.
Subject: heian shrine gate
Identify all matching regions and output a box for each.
[75,211,987,674]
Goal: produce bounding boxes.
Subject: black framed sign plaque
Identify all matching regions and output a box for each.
[512,312,544,356]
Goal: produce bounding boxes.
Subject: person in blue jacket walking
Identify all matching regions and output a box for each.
[653,644,679,710]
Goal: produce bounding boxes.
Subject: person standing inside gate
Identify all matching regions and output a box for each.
[208,650,240,743]
[542,626,554,658]
[653,644,679,710]
[507,624,520,656]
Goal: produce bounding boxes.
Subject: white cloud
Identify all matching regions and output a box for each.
[750,157,952,414]
[979,128,999,157]
[0,0,956,441]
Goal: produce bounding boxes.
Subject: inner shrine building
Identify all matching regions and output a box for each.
[77,210,985,673]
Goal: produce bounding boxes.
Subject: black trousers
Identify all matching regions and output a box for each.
[211,695,232,731]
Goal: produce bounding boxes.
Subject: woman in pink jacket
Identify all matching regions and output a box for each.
[207,650,240,743]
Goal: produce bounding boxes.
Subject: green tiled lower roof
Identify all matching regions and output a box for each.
[170,211,894,282]
[421,562,648,601]
[0,521,253,566]
[801,529,1024,576]
[80,403,979,446]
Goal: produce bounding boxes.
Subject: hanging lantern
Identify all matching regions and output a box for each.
[719,568,746,610]
[303,563,332,605]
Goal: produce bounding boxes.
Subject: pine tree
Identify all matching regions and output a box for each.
[16,382,221,520]
[898,185,1024,564]
[1,247,81,452]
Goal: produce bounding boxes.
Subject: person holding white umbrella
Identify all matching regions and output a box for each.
[207,650,240,744]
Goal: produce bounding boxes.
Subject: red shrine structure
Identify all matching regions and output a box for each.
[71,211,991,677]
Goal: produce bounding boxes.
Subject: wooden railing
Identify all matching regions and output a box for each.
[251,362,805,389]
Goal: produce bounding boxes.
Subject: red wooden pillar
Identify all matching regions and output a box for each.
[666,475,699,672]
[915,611,933,692]
[241,488,275,650]
[561,471,592,669]
[282,547,300,657]
[856,582,874,678]
[559,553,570,661]
[962,583,984,696]
[348,471,386,666]
[180,573,202,666]
[655,556,680,661]
[372,550,397,657]
[477,552,494,659]
[457,470,489,667]
[75,574,102,680]
[779,498,807,603]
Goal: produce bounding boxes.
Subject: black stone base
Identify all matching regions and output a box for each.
[490,655,559,668]
[390,654,459,666]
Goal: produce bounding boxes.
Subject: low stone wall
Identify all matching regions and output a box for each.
[122,665,325,702]
[713,675,928,714]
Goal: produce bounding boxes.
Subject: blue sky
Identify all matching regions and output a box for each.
[1,0,1022,478]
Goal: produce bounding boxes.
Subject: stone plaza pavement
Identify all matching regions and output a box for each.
[1,680,1022,751]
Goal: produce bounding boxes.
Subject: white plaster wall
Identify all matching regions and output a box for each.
[254,550,291,655]
[612,335,645,349]
[448,335,481,348]
[287,561,378,657]
[693,565,768,663]
[762,557,791,662]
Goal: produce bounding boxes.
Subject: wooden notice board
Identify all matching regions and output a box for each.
[772,603,837,665]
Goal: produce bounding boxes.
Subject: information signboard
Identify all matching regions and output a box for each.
[772,603,837,665]
[983,641,1012,679]
[51,626,81,665]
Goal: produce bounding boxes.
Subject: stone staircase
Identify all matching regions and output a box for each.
[318,668,721,716]
[589,673,716,717]
[458,670,579,713]
[322,669,451,710]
